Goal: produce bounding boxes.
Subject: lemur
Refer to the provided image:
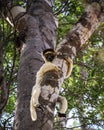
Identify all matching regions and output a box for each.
[30,49,73,121]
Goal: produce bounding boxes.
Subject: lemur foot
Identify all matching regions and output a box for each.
[58,112,66,117]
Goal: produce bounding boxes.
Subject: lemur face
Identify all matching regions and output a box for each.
[42,48,56,62]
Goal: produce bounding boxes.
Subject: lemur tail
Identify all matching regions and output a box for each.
[30,97,37,121]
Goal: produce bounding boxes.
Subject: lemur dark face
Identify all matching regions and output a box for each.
[42,49,56,62]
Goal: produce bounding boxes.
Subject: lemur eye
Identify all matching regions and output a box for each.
[46,54,55,62]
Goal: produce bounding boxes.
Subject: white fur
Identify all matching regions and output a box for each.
[57,95,67,114]
[30,62,68,121]
[30,85,41,121]
[30,62,60,121]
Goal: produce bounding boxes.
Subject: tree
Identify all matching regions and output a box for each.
[0,0,104,130]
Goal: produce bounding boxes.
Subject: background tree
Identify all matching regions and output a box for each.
[0,0,104,130]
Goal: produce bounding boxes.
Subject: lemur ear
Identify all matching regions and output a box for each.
[42,49,56,62]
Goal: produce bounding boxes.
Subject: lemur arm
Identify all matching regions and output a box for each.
[42,48,73,78]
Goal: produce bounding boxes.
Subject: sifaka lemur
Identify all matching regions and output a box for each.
[30,49,73,121]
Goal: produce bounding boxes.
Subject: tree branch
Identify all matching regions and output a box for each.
[0,40,9,117]
[2,1,104,129]
[33,2,104,128]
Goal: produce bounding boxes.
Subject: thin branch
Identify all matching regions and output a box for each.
[55,0,69,15]
[0,43,9,117]
[7,46,17,88]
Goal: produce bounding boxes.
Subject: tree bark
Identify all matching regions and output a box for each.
[50,2,103,88]
[4,0,104,130]
[56,2,102,59]
[7,1,57,130]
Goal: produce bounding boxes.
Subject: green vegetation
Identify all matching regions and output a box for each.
[0,0,104,129]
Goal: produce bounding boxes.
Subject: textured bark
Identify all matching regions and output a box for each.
[57,2,102,60]
[8,1,57,130]
[51,2,103,82]
[4,0,104,130]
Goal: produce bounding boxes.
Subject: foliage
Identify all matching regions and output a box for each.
[0,17,19,129]
[0,0,104,130]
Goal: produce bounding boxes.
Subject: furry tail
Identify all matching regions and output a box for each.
[30,97,37,121]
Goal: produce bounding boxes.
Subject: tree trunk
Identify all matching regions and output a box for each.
[10,1,57,130]
[3,0,104,130]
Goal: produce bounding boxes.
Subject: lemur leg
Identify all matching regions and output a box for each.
[31,85,41,106]
[30,85,41,121]
[57,95,67,114]
[57,95,67,127]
